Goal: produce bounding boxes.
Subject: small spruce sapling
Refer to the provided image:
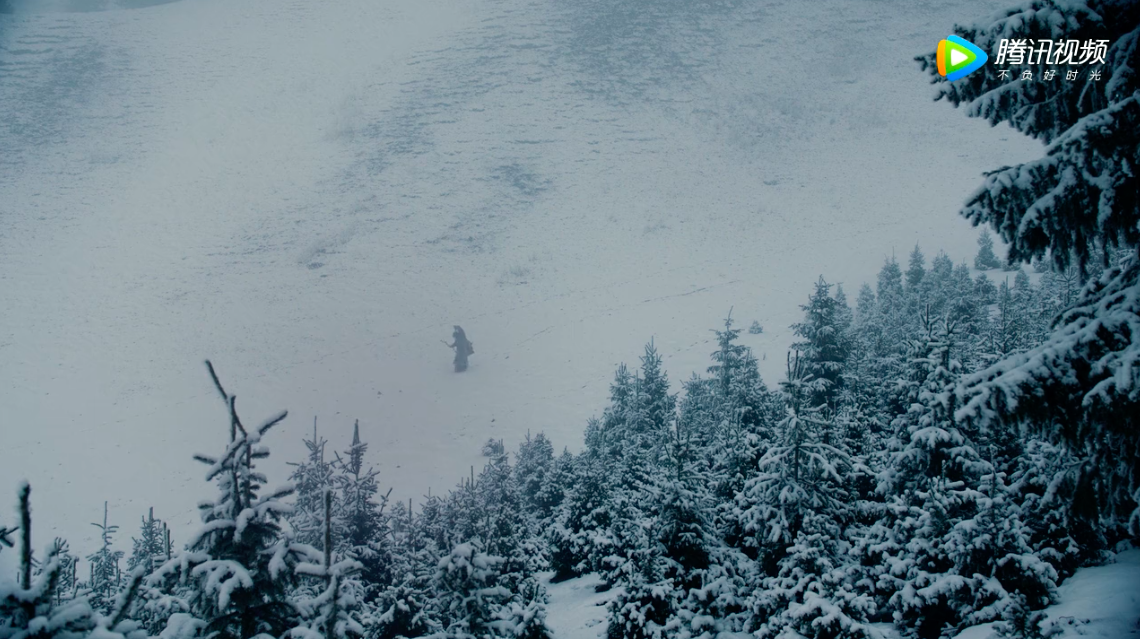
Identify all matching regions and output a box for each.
[146,361,309,639]
[975,230,1001,270]
[0,484,144,639]
[87,501,124,616]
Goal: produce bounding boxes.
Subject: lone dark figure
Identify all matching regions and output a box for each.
[445,325,474,372]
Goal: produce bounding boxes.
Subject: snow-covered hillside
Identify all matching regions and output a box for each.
[543,574,611,639]
[0,0,1039,553]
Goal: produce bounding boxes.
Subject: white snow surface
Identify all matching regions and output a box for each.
[0,0,1040,553]
[542,573,613,639]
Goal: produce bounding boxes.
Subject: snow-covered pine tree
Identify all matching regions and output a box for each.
[547,453,612,581]
[373,573,438,639]
[864,320,983,638]
[1,484,144,639]
[289,420,337,550]
[533,446,571,527]
[949,464,1058,628]
[872,256,914,369]
[880,464,1056,639]
[373,565,438,639]
[656,319,769,606]
[445,471,485,552]
[677,376,719,461]
[855,284,876,326]
[1007,438,1109,577]
[738,351,848,557]
[975,230,1001,271]
[700,316,779,546]
[863,314,1056,638]
[1038,261,1082,312]
[878,257,904,301]
[708,313,747,399]
[706,313,774,437]
[476,441,540,592]
[974,272,997,307]
[88,501,125,616]
[432,542,510,639]
[876,257,907,340]
[660,422,714,588]
[643,418,738,639]
[146,362,310,639]
[603,479,676,639]
[595,464,656,593]
[598,344,681,595]
[584,364,635,460]
[291,490,364,639]
[737,353,872,639]
[850,282,895,419]
[476,456,553,639]
[565,345,678,590]
[372,499,439,639]
[388,499,411,547]
[584,344,675,500]
[332,421,393,603]
[51,541,81,606]
[925,253,957,317]
[986,279,1025,358]
[514,432,557,523]
[835,283,854,331]
[992,593,1058,639]
[792,277,852,413]
[494,578,551,639]
[948,262,985,350]
[630,341,676,444]
[920,0,1140,535]
[416,492,450,563]
[128,508,166,575]
[127,518,186,637]
[604,567,674,639]
[1011,270,1052,350]
[1011,269,1031,301]
[121,515,183,636]
[907,246,927,291]
[681,380,748,561]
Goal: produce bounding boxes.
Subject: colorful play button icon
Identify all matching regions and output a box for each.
[936,35,988,81]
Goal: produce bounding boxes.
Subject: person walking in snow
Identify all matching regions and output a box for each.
[445,325,474,372]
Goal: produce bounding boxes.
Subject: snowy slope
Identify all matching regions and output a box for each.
[543,573,612,639]
[0,0,1040,554]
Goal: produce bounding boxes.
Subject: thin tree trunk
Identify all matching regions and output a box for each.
[324,489,337,639]
[18,484,31,591]
[148,507,155,573]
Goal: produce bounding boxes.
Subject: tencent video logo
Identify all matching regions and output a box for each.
[936,35,987,81]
